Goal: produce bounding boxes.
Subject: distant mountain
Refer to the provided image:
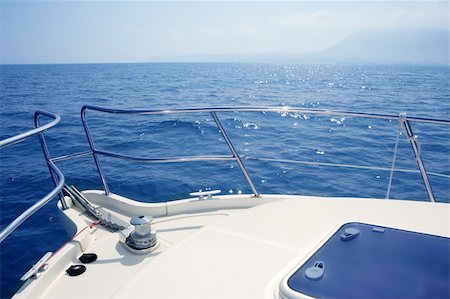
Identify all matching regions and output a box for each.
[150,27,449,65]
[311,27,450,65]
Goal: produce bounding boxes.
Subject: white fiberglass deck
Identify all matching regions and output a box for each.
[14,192,450,299]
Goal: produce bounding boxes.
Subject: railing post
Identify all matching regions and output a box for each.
[81,108,110,195]
[34,112,68,209]
[401,116,436,202]
[385,113,404,199]
[210,112,260,197]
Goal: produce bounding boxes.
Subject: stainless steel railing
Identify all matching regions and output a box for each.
[1,106,449,242]
[79,105,260,196]
[0,111,65,243]
[0,111,61,149]
[68,106,448,202]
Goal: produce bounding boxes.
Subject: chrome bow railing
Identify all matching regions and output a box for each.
[54,106,449,203]
[1,106,449,242]
[0,111,65,243]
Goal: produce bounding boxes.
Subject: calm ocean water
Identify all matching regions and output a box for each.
[1,63,449,297]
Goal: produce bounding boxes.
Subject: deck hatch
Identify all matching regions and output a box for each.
[287,222,449,299]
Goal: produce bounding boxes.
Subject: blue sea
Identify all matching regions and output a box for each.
[0,63,449,298]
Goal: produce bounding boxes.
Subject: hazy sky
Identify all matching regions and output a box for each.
[1,1,448,64]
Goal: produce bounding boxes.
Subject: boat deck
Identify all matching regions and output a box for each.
[14,193,450,299]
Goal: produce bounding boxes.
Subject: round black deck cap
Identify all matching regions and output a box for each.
[66,265,86,276]
[79,253,97,264]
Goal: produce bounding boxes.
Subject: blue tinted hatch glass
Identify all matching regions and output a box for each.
[287,222,449,299]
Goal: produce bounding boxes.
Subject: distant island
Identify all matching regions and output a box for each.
[149,27,449,66]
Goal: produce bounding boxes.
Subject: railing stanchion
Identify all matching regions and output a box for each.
[81,108,110,195]
[385,113,404,199]
[34,112,67,209]
[210,112,260,197]
[401,117,436,202]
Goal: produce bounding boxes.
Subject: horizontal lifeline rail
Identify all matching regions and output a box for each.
[81,105,449,124]
[0,111,65,243]
[54,105,448,202]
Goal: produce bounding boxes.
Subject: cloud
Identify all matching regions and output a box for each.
[236,24,258,34]
[269,11,337,27]
[389,9,425,20]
